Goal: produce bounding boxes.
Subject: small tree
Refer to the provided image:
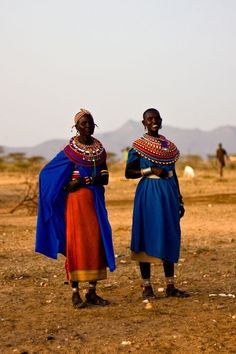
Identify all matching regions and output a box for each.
[28,156,45,164]
[6,152,26,162]
[106,152,117,164]
[27,156,46,173]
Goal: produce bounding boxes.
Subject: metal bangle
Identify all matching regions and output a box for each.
[141,167,152,176]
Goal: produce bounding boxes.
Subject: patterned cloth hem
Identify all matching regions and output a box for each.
[131,251,162,264]
[69,269,107,282]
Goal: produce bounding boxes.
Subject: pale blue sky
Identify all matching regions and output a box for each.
[1,0,236,146]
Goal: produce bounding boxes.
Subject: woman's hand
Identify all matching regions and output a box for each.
[151,167,169,178]
[64,176,93,192]
[179,204,185,218]
[64,179,83,192]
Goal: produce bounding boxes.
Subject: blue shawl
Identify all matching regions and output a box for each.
[35,150,115,272]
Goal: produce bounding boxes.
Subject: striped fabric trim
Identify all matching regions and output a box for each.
[70,269,107,282]
[131,251,162,264]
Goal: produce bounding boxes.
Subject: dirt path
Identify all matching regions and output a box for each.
[0,169,235,353]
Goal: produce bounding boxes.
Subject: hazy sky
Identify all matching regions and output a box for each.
[1,0,236,147]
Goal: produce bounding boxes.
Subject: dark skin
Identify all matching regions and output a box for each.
[125,109,189,298]
[64,114,108,192]
[125,109,184,217]
[76,114,95,145]
[125,110,167,179]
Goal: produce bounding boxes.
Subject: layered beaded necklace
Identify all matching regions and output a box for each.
[69,136,105,162]
[132,134,179,165]
[64,136,106,167]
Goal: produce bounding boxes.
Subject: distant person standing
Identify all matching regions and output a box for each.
[216,143,228,177]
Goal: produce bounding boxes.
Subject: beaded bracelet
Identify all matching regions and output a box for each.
[84,176,93,185]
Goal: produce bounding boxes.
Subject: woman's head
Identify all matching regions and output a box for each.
[142,108,162,136]
[74,108,93,125]
[74,108,95,137]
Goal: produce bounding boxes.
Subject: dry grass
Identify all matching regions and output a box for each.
[0,164,235,353]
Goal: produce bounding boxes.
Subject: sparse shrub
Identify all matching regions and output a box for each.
[10,175,38,215]
[107,152,118,165]
[0,153,45,173]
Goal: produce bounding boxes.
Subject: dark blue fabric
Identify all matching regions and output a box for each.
[128,149,181,263]
[35,150,115,271]
[89,185,115,271]
[36,151,73,259]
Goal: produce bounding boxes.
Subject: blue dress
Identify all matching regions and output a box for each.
[127,148,181,263]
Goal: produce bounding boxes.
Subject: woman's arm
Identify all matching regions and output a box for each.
[173,170,185,218]
[125,158,142,179]
[173,170,182,200]
[64,177,84,192]
[64,162,109,192]
[125,159,168,179]
[92,162,109,186]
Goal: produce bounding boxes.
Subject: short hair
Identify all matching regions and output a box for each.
[143,108,161,120]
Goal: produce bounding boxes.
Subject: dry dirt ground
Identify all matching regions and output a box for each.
[0,165,235,354]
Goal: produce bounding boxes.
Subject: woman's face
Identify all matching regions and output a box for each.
[75,115,95,137]
[143,110,162,136]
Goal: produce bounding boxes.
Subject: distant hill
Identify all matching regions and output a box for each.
[2,120,236,160]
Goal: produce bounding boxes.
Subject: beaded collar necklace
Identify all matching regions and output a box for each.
[132,134,179,165]
[143,133,169,149]
[69,136,105,162]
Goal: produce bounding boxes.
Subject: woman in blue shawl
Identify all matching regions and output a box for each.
[125,108,189,299]
[36,109,115,308]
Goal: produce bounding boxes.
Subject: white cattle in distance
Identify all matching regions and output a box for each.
[183,165,195,178]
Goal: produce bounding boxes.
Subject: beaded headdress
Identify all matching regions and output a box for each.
[74,108,93,125]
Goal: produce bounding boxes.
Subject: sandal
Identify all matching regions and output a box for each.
[166,286,190,298]
[85,291,109,306]
[72,292,87,308]
[142,285,156,299]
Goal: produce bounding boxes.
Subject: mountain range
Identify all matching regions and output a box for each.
[2,120,236,160]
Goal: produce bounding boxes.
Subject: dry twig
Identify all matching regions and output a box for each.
[10,177,38,215]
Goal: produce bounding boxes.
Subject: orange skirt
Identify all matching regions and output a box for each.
[65,187,107,282]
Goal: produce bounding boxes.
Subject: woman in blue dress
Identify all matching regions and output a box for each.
[125,108,189,299]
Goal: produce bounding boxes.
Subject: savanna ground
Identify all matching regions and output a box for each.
[0,163,235,354]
